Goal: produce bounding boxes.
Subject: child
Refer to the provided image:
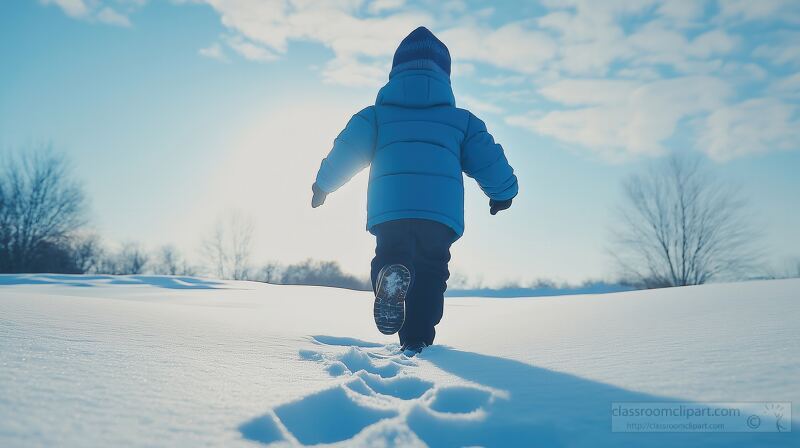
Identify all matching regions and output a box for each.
[311,27,518,354]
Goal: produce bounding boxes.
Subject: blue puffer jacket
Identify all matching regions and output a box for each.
[314,66,518,237]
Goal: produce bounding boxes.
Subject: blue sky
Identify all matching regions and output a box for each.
[1,0,799,284]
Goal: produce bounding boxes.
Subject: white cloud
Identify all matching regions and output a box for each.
[624,22,736,73]
[537,8,629,76]
[223,35,278,62]
[198,43,228,62]
[771,73,800,99]
[367,0,406,15]
[698,98,800,161]
[202,0,430,58]
[615,66,662,80]
[39,0,800,162]
[657,0,708,23]
[438,0,467,15]
[485,89,539,105]
[753,32,800,66]
[717,0,800,22]
[689,29,738,57]
[480,75,526,87]
[199,0,430,85]
[537,3,742,77]
[187,0,797,162]
[439,22,557,74]
[719,62,768,81]
[40,0,136,27]
[321,56,388,87]
[489,2,798,161]
[450,62,475,78]
[508,77,732,159]
[538,79,641,106]
[538,10,618,43]
[41,0,89,18]
[460,94,504,115]
[542,0,657,18]
[96,7,131,27]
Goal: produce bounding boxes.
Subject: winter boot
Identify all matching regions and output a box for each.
[373,263,412,335]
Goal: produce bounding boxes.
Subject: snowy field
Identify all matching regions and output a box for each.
[1,274,798,447]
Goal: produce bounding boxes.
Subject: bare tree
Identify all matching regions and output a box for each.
[611,154,759,288]
[765,257,800,280]
[448,272,471,289]
[259,262,283,284]
[203,220,227,278]
[154,245,180,275]
[229,212,254,280]
[69,233,103,273]
[259,259,370,290]
[202,211,254,280]
[0,148,87,273]
[105,242,149,275]
[152,245,196,276]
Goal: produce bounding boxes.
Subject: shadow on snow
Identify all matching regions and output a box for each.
[240,338,798,447]
[0,274,226,289]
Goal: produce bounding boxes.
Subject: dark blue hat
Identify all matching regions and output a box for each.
[392,26,451,76]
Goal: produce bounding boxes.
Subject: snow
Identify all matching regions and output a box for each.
[0,274,798,447]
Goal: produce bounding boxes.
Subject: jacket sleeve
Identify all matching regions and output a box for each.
[461,112,519,201]
[315,106,377,193]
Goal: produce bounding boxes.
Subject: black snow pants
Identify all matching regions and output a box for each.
[370,218,458,346]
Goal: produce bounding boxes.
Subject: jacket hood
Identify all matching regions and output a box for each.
[375,66,456,108]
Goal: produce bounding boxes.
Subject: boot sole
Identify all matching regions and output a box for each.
[373,264,411,335]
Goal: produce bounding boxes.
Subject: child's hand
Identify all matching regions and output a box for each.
[489,198,512,215]
[311,183,328,208]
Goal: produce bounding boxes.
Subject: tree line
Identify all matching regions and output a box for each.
[0,148,370,288]
[0,147,791,288]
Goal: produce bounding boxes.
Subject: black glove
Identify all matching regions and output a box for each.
[489,198,512,215]
[311,183,328,208]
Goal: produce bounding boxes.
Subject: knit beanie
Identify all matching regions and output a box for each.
[391,26,451,76]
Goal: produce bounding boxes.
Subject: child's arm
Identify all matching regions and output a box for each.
[312,106,377,206]
[461,112,519,212]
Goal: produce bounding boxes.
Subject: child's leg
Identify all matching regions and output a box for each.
[371,220,416,336]
[370,220,415,292]
[399,220,457,346]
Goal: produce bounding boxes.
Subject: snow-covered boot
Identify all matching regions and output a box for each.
[401,341,428,357]
[373,263,412,335]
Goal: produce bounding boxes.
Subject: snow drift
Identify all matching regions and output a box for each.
[0,274,797,447]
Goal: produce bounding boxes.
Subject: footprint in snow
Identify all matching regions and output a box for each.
[357,371,434,400]
[428,385,494,414]
[240,335,503,446]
